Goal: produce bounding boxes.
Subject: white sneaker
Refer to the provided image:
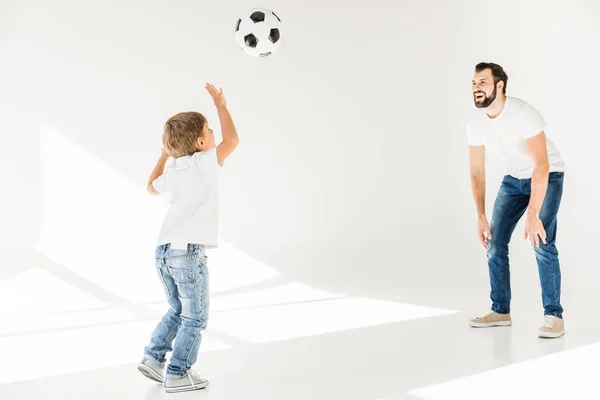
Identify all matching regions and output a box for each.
[164,369,209,393]
[137,358,164,383]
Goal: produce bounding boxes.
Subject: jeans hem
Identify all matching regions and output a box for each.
[143,353,166,365]
[491,306,510,315]
[544,312,563,318]
[165,371,188,378]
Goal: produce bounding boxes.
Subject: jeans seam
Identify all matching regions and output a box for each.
[492,183,520,312]
[159,245,209,377]
[184,322,203,370]
[166,285,206,376]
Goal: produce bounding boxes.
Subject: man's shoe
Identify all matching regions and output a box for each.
[469,311,512,328]
[538,315,565,338]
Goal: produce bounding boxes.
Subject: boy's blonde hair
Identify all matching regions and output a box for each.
[162,111,207,158]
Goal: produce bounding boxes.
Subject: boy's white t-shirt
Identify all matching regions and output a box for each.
[152,147,220,248]
[466,96,565,179]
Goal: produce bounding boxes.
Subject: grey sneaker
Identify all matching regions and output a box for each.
[164,369,209,393]
[469,311,512,328]
[137,357,165,383]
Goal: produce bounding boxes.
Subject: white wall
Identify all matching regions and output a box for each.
[1,0,598,312]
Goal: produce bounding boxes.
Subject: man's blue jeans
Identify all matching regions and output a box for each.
[487,172,564,318]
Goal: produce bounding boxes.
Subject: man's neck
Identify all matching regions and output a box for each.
[486,95,507,119]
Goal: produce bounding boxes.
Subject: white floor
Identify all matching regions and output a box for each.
[1,245,598,400]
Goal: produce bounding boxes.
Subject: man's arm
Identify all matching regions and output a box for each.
[469,145,486,217]
[469,145,492,248]
[147,149,169,195]
[525,131,550,217]
[524,131,550,247]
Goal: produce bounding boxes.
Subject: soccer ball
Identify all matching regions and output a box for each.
[235,8,282,58]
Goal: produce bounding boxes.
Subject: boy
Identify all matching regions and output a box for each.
[138,83,239,392]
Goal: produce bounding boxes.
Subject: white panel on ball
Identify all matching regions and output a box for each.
[235,8,283,58]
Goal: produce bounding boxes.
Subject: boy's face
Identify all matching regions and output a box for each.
[195,123,216,151]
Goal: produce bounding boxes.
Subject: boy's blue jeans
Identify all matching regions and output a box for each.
[487,172,564,318]
[143,243,209,377]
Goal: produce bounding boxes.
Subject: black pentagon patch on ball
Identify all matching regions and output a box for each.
[269,28,280,44]
[250,11,265,23]
[244,33,258,48]
[235,18,241,32]
[272,12,281,22]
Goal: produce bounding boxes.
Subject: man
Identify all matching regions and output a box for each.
[467,62,566,338]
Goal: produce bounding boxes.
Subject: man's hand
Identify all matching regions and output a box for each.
[477,215,492,249]
[524,212,546,247]
[205,83,226,109]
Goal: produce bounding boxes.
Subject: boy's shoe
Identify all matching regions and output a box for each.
[469,311,512,327]
[539,315,565,338]
[164,369,209,393]
[137,357,165,383]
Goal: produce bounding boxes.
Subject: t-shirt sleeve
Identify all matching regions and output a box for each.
[192,147,220,173]
[466,118,484,146]
[206,147,219,167]
[152,174,167,193]
[520,104,547,139]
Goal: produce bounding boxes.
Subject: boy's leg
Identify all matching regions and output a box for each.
[166,245,210,379]
[141,254,182,381]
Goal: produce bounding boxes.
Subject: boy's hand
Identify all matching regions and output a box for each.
[205,83,227,109]
[160,148,170,158]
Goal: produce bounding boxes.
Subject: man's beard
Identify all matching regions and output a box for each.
[474,86,497,108]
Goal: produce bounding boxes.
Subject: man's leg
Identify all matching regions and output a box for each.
[487,176,530,314]
[533,172,564,318]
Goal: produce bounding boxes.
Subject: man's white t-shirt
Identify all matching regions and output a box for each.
[152,147,219,248]
[466,96,565,179]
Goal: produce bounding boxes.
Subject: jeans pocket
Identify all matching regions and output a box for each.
[167,247,207,299]
[168,266,196,298]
